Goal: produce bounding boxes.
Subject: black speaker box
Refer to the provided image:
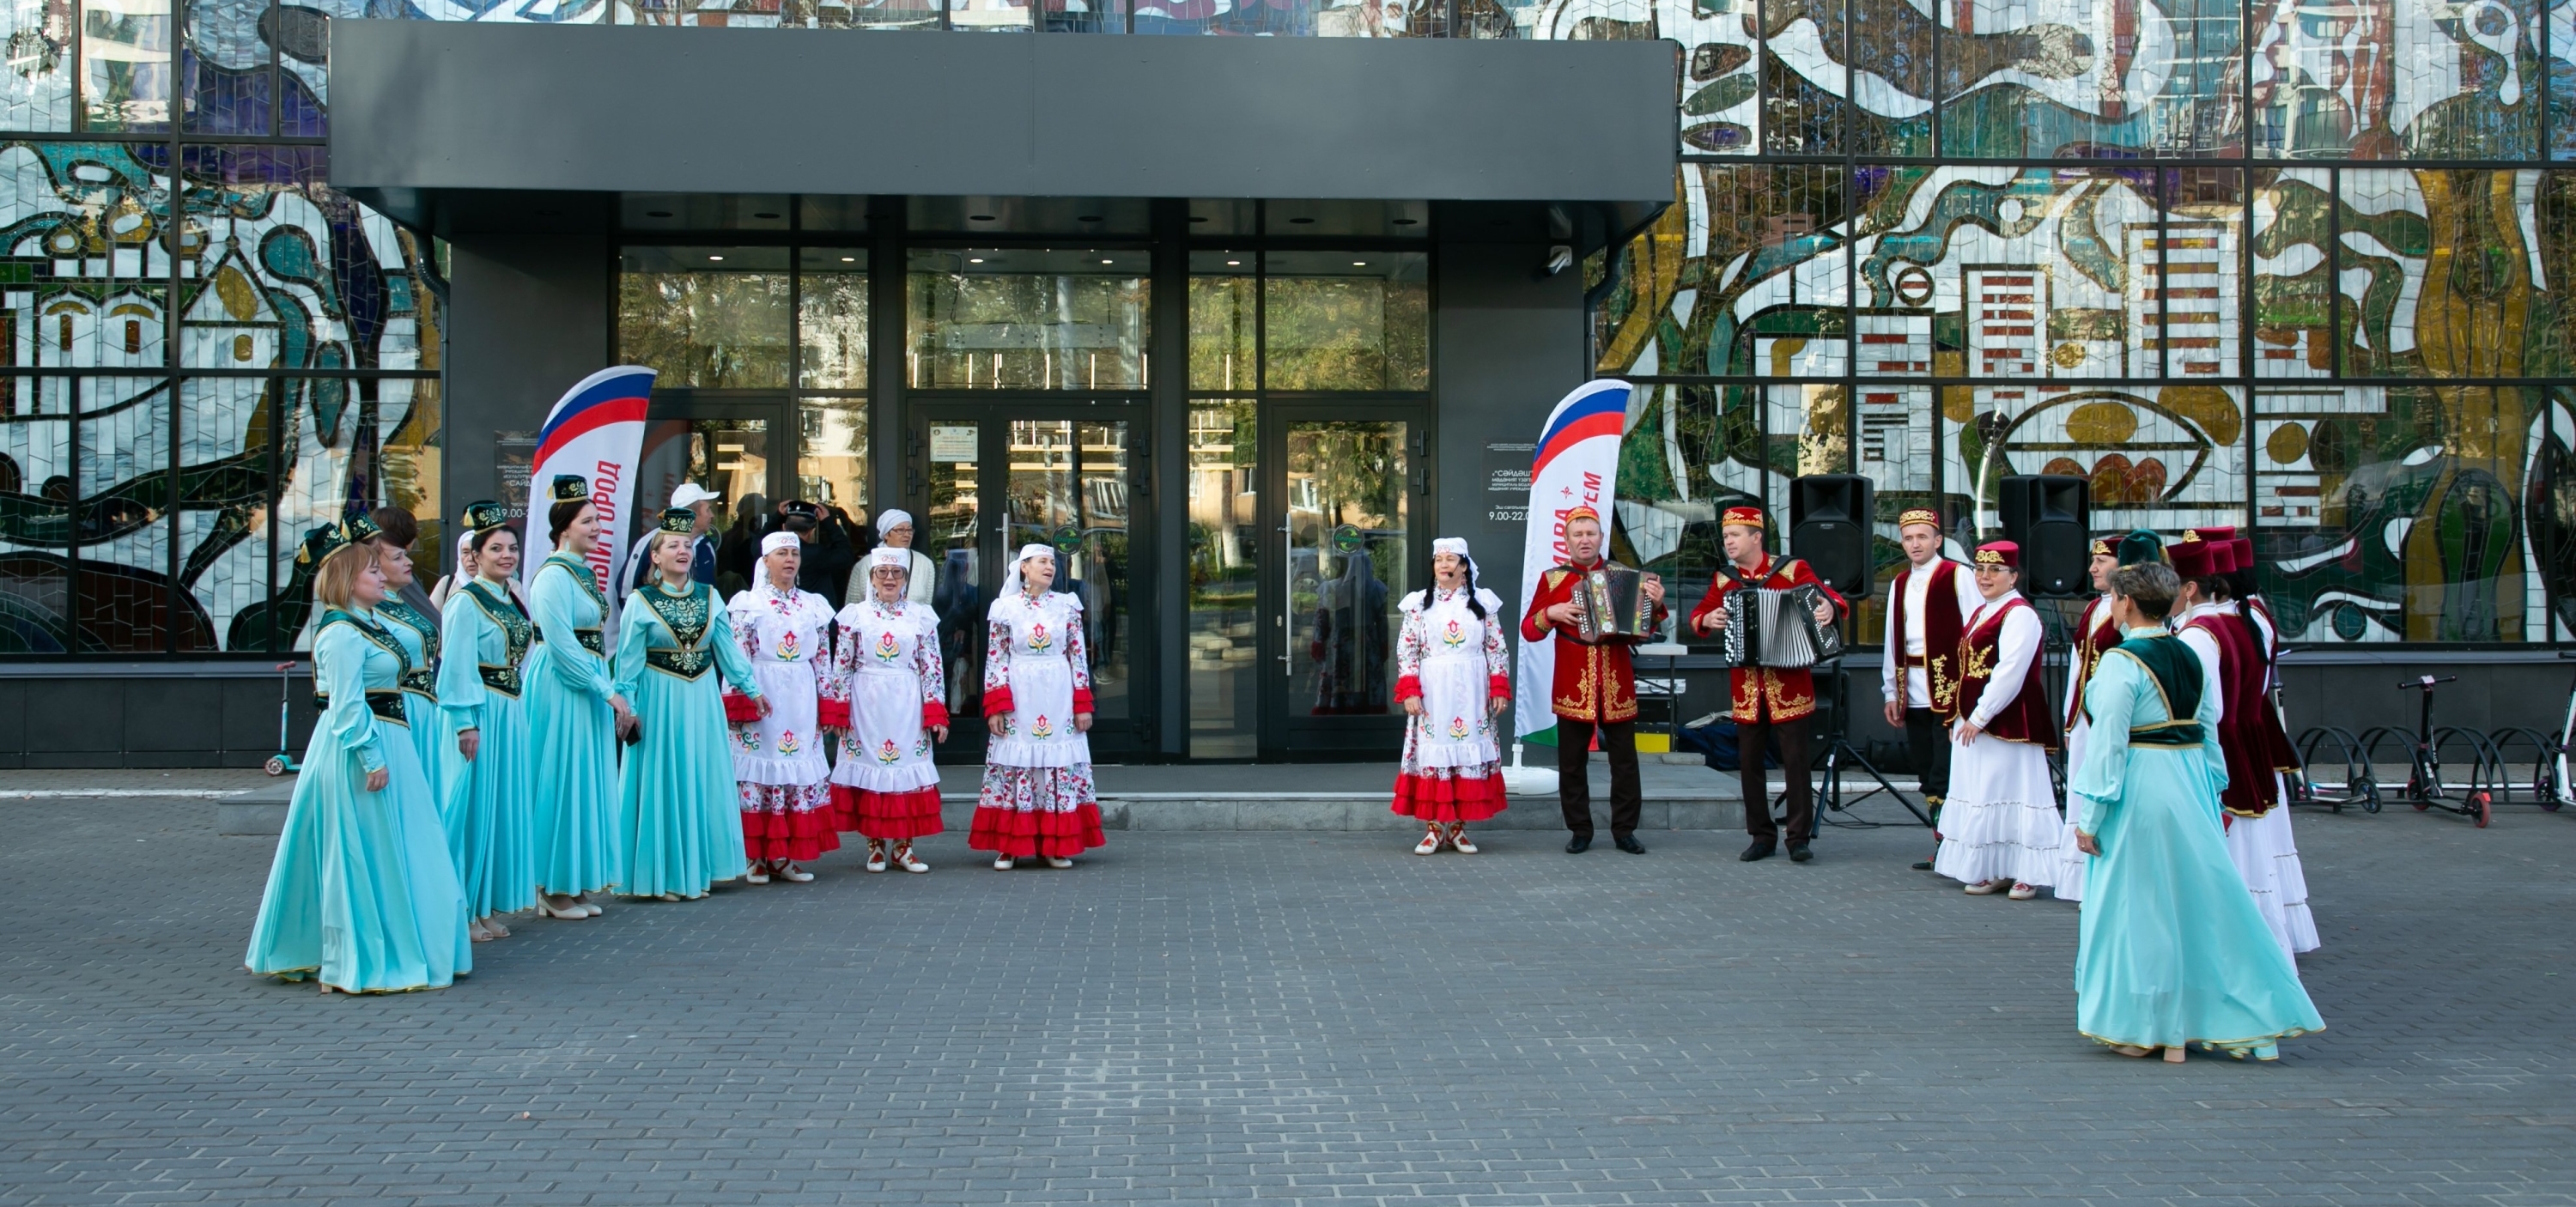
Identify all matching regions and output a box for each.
[1789,475,1874,597]
[1999,475,2090,597]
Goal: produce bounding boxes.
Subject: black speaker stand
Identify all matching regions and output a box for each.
[1781,654,1934,837]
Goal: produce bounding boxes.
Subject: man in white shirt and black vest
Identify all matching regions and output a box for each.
[1881,508,1977,870]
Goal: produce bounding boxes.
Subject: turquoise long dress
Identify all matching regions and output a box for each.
[526,553,623,896]
[2070,628,2325,1058]
[378,598,447,803]
[245,609,473,992]
[613,579,761,898]
[437,581,539,920]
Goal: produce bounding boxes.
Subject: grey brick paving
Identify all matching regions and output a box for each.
[0,794,2571,1205]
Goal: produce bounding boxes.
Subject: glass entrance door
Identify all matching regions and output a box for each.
[1261,405,1429,758]
[909,402,1150,760]
[640,395,790,598]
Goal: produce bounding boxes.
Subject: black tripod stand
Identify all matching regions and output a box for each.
[1770,616,1935,839]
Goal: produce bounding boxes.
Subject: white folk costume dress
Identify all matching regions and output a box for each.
[825,589,949,841]
[972,562,1106,858]
[1932,589,2064,888]
[2176,599,2321,957]
[726,577,842,864]
[1390,583,1510,822]
[2053,591,2122,901]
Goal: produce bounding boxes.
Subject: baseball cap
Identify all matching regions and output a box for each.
[669,482,721,509]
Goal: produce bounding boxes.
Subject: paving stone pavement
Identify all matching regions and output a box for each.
[2,793,2572,1206]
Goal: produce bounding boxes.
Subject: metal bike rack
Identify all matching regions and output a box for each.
[2290,725,2377,813]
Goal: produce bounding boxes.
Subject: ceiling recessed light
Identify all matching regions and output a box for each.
[969,214,996,221]
[752,211,780,220]
[1392,217,1419,226]
[969,258,984,264]
[1224,259,1241,266]
[646,210,674,218]
[1352,260,1367,266]
[840,257,854,263]
[1100,258,1114,265]
[1289,216,1315,225]
[1078,215,1103,222]
[708,255,724,262]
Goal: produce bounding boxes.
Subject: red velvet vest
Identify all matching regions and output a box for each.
[2066,595,2123,729]
[1953,596,2059,748]
[1889,558,1969,720]
[2183,610,2300,817]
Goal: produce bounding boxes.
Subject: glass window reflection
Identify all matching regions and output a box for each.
[907,247,1149,390]
[618,245,792,389]
[1262,250,1427,391]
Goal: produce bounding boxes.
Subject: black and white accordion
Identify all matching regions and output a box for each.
[1569,565,1657,642]
[1712,584,1843,670]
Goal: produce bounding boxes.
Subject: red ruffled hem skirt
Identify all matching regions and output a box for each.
[968,803,1107,858]
[831,785,946,840]
[741,800,844,863]
[1391,771,1510,822]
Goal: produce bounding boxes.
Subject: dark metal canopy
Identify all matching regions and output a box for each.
[327,21,1677,238]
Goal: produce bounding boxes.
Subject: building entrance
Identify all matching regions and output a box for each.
[908,399,1151,761]
[1261,403,1430,759]
[637,394,791,597]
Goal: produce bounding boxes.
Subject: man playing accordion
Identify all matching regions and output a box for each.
[1687,505,1846,864]
[1520,506,1666,854]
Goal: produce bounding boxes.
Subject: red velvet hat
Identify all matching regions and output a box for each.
[2206,539,2238,575]
[1971,540,2020,569]
[2185,525,2237,543]
[2168,533,2217,578]
[1722,505,1765,530]
[2230,537,2255,576]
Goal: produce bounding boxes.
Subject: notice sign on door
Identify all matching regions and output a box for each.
[930,424,977,463]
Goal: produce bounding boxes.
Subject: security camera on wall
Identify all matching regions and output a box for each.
[1542,245,1573,276]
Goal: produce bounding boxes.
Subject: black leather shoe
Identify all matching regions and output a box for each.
[1789,842,1814,863]
[1911,858,1935,870]
[1739,840,1776,862]
[1564,835,1592,853]
[1614,834,1646,854]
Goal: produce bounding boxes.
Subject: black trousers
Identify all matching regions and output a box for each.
[1736,714,1815,843]
[1904,707,1953,822]
[1557,718,1641,839]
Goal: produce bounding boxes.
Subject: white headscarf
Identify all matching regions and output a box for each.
[1007,543,1055,593]
[1431,536,1482,596]
[874,508,913,536]
[760,531,800,558]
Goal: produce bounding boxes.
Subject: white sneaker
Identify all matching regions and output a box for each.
[1044,856,1074,870]
[993,856,1015,870]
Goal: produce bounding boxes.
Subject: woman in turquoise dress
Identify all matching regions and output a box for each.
[437,501,538,943]
[2069,561,2324,1062]
[245,525,473,993]
[525,476,635,921]
[346,510,448,799]
[614,507,762,901]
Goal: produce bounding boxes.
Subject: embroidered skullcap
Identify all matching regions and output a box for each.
[338,511,383,546]
[295,523,349,567]
[1562,505,1603,528]
[868,545,911,572]
[1431,537,1470,559]
[1722,505,1765,530]
[656,507,696,536]
[874,508,914,534]
[1972,540,2020,569]
[2167,533,2217,578]
[549,475,589,504]
[1899,507,1941,532]
[760,531,801,558]
[459,499,507,535]
[2117,529,2166,567]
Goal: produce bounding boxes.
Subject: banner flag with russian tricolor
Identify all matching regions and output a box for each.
[1515,379,1632,742]
[519,366,655,641]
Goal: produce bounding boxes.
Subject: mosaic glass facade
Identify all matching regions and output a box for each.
[5,0,2567,652]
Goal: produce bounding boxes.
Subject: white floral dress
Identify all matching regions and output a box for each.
[1392,586,1512,822]
[970,586,1104,858]
[725,581,841,861]
[823,597,948,840]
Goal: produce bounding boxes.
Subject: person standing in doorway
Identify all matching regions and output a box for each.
[847,508,938,607]
[1688,506,1844,864]
[1880,508,1975,870]
[1519,506,1664,855]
